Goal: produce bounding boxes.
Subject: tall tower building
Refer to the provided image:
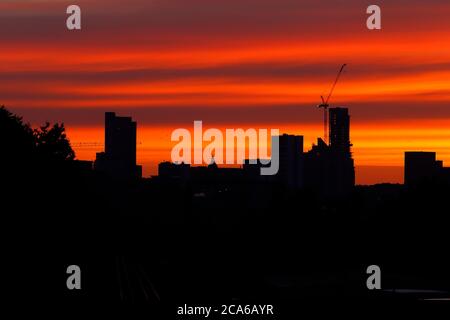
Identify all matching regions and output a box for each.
[95,112,142,179]
[105,112,137,168]
[276,134,304,189]
[329,107,351,155]
[304,107,354,195]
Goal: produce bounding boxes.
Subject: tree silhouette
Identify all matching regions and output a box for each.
[34,122,75,161]
[0,105,34,163]
[0,106,75,167]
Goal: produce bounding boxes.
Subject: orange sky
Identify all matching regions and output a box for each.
[2,0,450,184]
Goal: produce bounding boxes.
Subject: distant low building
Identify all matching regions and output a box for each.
[404,151,447,185]
[158,161,190,182]
[243,159,274,184]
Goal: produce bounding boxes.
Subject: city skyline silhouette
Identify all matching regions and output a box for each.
[6,106,449,186]
[2,104,450,306]
[3,0,450,312]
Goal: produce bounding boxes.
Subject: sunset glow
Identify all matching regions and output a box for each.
[2,0,450,184]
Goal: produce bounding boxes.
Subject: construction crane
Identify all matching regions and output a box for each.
[318,64,346,144]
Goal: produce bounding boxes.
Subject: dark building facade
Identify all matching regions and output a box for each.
[304,107,355,195]
[276,134,304,189]
[241,135,304,189]
[159,161,190,183]
[158,161,244,191]
[404,151,443,185]
[95,112,142,179]
[329,107,351,156]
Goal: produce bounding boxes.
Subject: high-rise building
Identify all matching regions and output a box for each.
[329,107,351,155]
[304,107,354,195]
[105,112,136,167]
[276,134,304,189]
[95,112,142,179]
